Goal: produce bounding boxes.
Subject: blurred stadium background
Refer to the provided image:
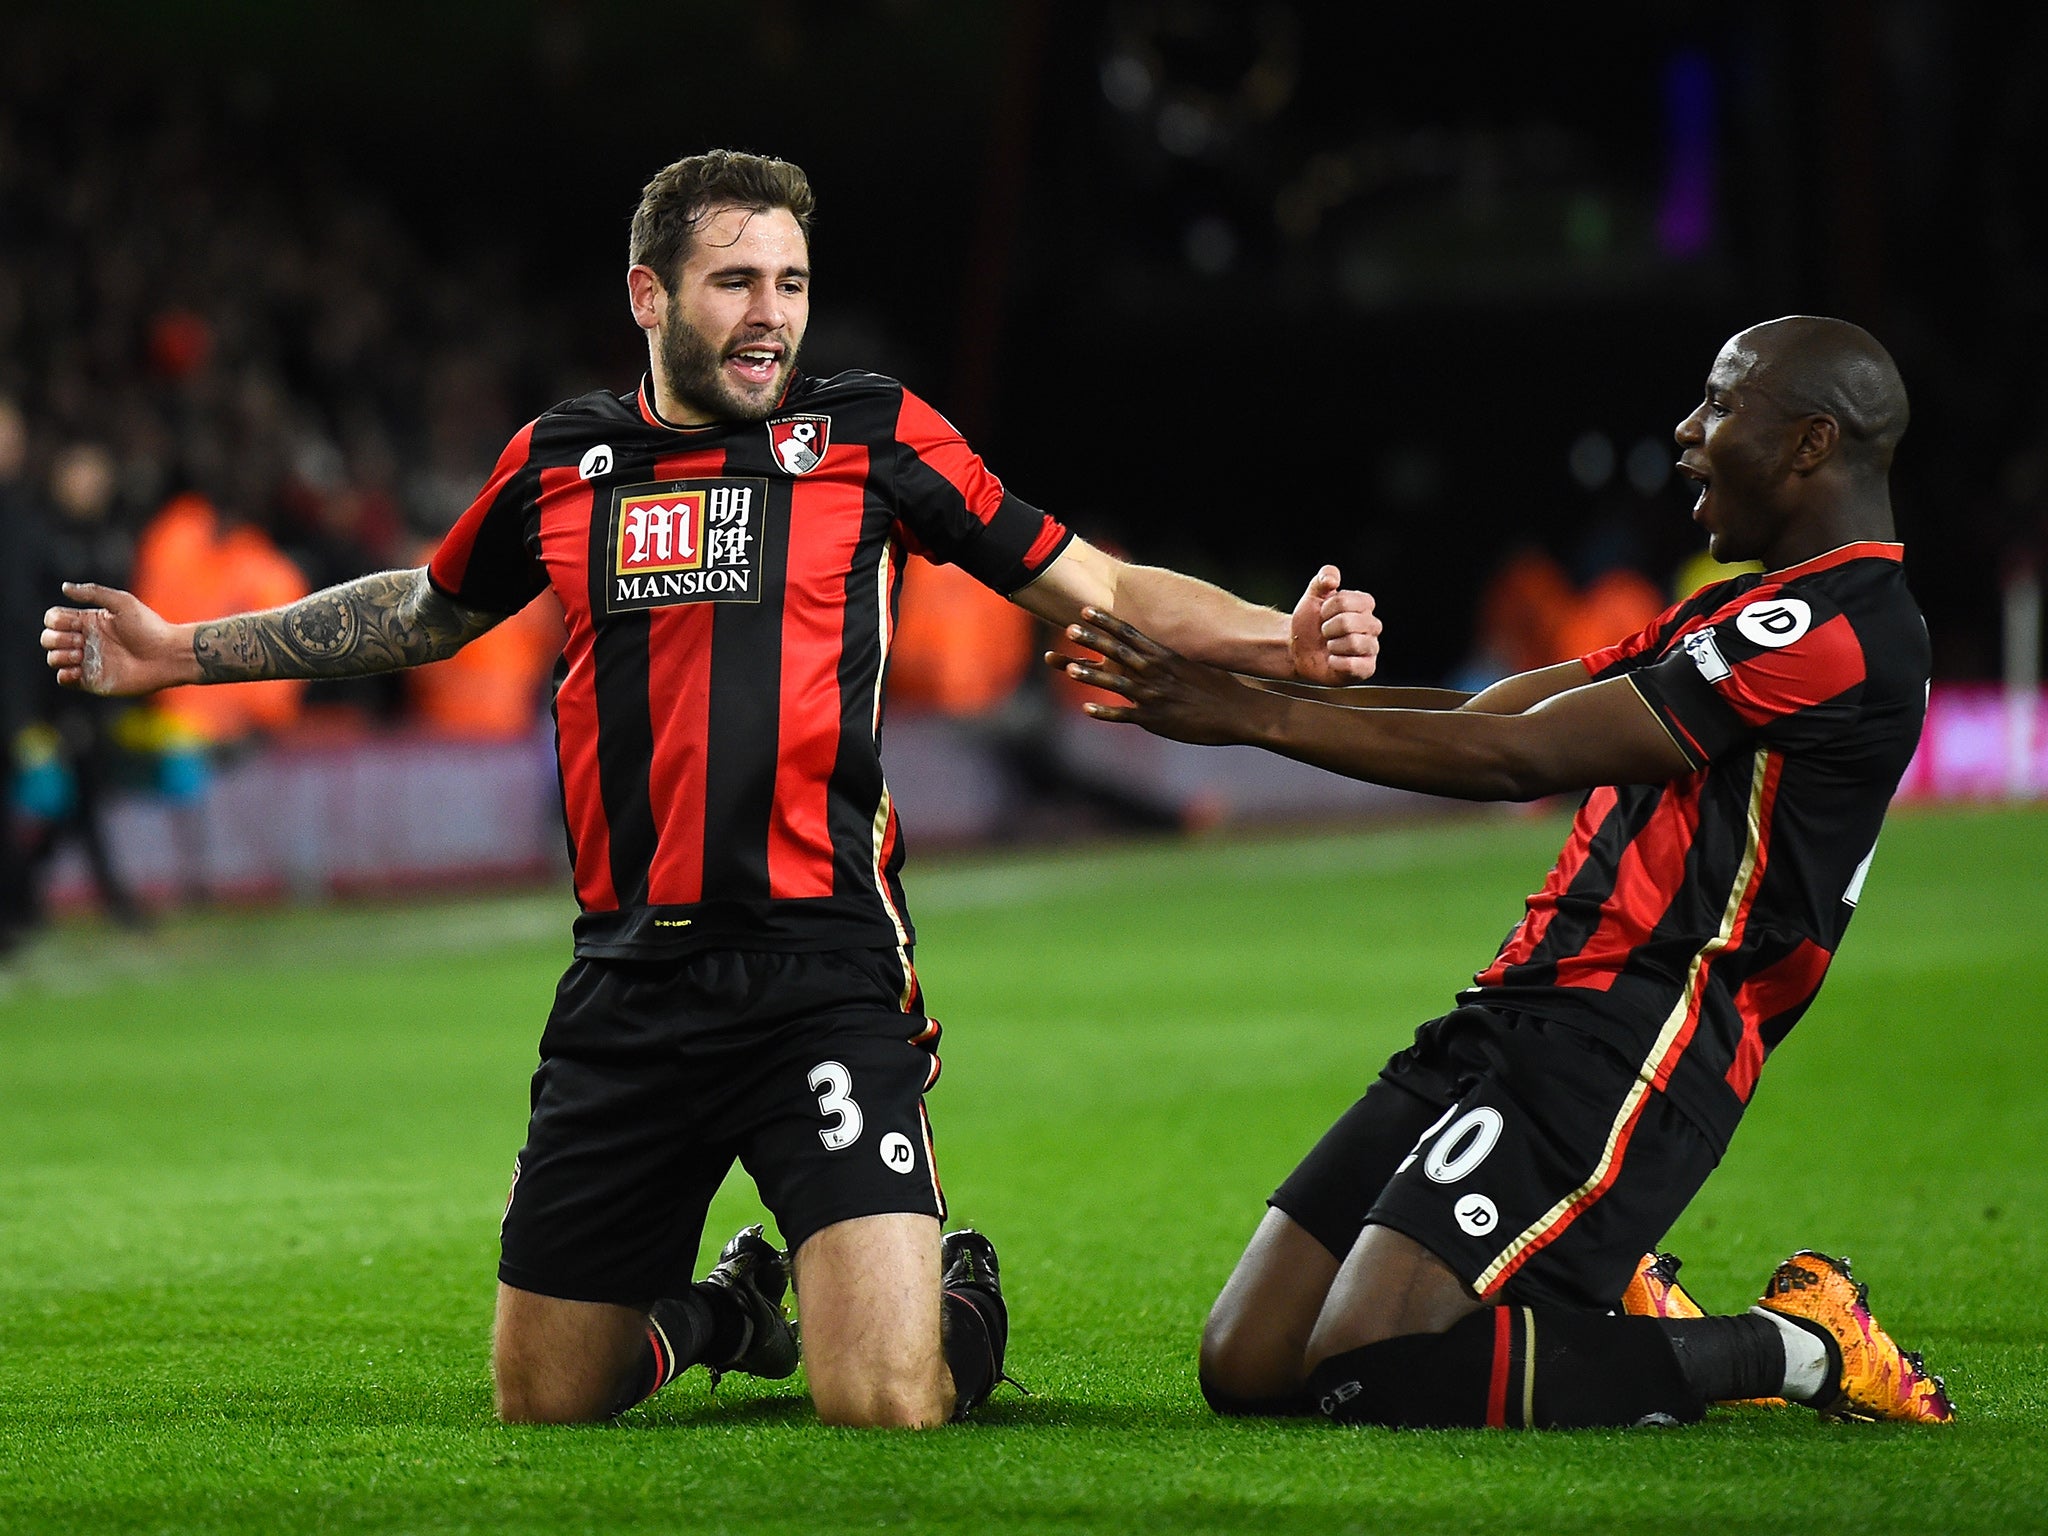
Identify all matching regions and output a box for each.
[2,0,2044,932]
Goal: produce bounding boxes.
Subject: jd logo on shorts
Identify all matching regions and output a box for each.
[1734,596,1812,649]
[768,414,831,475]
[605,478,767,612]
[879,1132,917,1174]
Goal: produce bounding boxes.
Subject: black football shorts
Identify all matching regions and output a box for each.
[498,946,946,1306]
[1269,1004,1718,1312]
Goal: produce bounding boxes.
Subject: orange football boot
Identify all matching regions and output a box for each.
[1753,1250,1956,1424]
[1621,1252,1785,1407]
[1621,1251,1707,1319]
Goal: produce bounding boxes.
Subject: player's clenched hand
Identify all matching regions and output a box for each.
[41,582,195,696]
[1049,608,1277,746]
[1289,565,1381,685]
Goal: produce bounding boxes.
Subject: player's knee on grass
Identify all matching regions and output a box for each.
[494,1339,628,1425]
[1197,1210,1344,1415]
[793,1212,951,1428]
[800,1308,952,1428]
[809,1367,954,1429]
[805,1305,956,1429]
[495,1371,615,1425]
[492,1284,647,1425]
[1198,1308,1315,1416]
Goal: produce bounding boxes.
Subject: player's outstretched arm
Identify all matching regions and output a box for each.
[1242,660,1594,713]
[1013,536,1382,684]
[42,568,503,697]
[1056,609,1691,801]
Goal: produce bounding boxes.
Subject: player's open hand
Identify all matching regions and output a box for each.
[1289,565,1381,684]
[41,582,192,697]
[1048,608,1275,746]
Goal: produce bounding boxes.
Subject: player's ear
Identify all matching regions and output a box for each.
[1790,413,1840,475]
[627,265,666,333]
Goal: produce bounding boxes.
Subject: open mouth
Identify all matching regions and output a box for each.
[1676,460,1710,515]
[726,345,783,387]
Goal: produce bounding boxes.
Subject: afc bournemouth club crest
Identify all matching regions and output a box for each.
[768,414,831,475]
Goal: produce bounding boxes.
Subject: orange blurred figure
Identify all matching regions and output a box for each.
[407,548,566,739]
[1552,568,1668,660]
[1475,549,1581,671]
[887,556,1036,716]
[131,492,311,742]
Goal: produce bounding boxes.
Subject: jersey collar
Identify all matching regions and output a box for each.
[1764,541,1904,581]
[634,371,804,432]
[635,376,714,433]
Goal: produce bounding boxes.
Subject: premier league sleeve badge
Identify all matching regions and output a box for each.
[768,414,831,475]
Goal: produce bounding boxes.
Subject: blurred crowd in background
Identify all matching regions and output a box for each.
[4,1,2045,942]
[0,20,586,940]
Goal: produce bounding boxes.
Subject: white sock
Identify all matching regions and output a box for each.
[1751,1306,1831,1401]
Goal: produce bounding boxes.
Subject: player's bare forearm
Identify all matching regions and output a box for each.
[1104,562,1293,674]
[1017,546,1287,670]
[1017,536,1380,683]
[193,568,501,683]
[1061,611,1691,801]
[1236,662,1589,713]
[1462,661,1595,714]
[1242,679,1474,709]
[1237,690,1655,800]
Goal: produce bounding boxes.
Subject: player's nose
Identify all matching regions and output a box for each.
[745,286,787,330]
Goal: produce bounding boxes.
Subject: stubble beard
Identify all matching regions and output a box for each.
[659,298,798,424]
[1703,451,1785,566]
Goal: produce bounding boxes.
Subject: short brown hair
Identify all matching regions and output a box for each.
[629,150,816,284]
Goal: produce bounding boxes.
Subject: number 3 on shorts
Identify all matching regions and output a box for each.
[808,1061,864,1150]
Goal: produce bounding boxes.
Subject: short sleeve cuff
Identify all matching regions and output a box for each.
[1627,656,1748,769]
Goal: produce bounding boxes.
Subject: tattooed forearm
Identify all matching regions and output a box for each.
[192,569,502,682]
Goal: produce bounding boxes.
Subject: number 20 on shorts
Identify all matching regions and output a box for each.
[1395,1104,1507,1183]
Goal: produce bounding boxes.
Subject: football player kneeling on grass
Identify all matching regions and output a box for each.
[1055,316,1954,1429]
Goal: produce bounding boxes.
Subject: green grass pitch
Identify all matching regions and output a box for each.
[3,804,2044,1534]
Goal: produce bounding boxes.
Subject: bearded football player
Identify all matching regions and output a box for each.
[42,149,1384,1427]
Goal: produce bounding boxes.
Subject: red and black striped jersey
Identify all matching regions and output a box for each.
[427,370,1071,959]
[1460,542,1928,1152]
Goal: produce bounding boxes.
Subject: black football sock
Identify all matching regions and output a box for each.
[605,1283,751,1416]
[941,1286,1006,1421]
[1307,1306,1707,1429]
[1748,1308,1842,1405]
[1655,1313,1790,1403]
